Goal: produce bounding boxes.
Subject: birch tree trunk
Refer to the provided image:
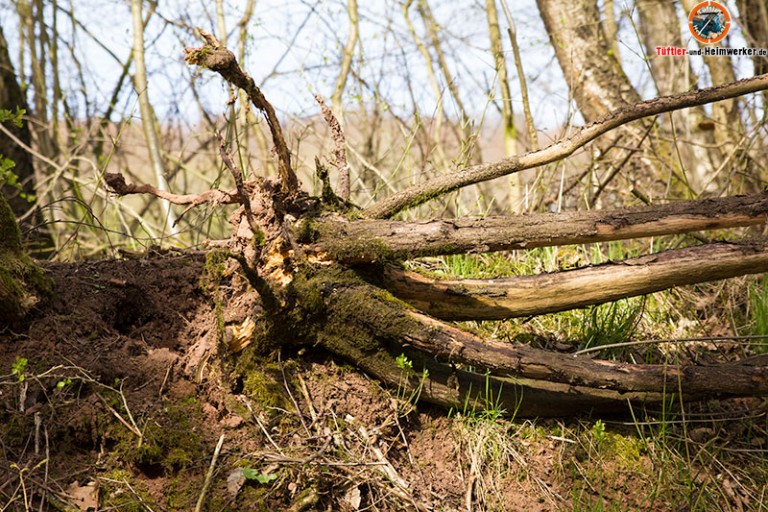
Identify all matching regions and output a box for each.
[130,0,178,235]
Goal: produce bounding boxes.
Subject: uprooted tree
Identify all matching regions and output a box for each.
[56,30,767,417]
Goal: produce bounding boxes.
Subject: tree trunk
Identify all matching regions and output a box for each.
[536,0,639,119]
[313,191,768,262]
[0,193,50,324]
[0,26,36,220]
[636,0,719,192]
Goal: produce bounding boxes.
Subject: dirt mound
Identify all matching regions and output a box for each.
[1,254,748,511]
[2,255,506,511]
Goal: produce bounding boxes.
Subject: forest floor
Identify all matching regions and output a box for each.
[2,253,768,511]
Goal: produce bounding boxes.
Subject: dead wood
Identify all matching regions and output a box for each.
[312,192,768,262]
[183,29,299,195]
[380,239,768,320]
[363,73,768,219]
[162,33,768,417]
[308,270,768,416]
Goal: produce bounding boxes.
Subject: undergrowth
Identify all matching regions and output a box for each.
[406,237,768,511]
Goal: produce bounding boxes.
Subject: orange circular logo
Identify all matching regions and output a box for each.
[688,1,731,44]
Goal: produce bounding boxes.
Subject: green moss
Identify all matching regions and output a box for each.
[201,250,229,341]
[165,470,203,510]
[200,250,228,293]
[235,357,290,414]
[0,193,52,320]
[114,397,204,472]
[99,469,160,512]
[600,432,646,469]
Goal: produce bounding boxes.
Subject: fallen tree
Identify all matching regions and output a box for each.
[99,30,768,416]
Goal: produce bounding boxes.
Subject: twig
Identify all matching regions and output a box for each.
[215,130,259,234]
[296,374,319,428]
[364,72,768,218]
[500,0,537,150]
[194,434,225,512]
[104,172,239,227]
[278,351,310,437]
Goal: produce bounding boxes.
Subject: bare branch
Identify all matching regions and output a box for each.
[104,172,239,226]
[382,239,768,320]
[216,130,258,234]
[184,29,299,195]
[315,94,350,200]
[363,73,768,219]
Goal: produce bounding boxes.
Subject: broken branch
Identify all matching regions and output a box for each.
[380,239,768,320]
[104,172,239,226]
[363,73,768,218]
[312,192,768,262]
[184,29,299,195]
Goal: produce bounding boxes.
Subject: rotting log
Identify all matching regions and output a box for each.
[300,268,768,416]
[379,239,768,320]
[309,192,768,262]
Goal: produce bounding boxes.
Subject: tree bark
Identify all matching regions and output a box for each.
[736,0,768,75]
[636,0,719,192]
[304,269,768,416]
[536,0,640,119]
[314,192,768,262]
[0,26,36,220]
[679,0,744,161]
[380,240,768,320]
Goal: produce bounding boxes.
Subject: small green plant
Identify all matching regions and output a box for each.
[242,468,278,484]
[395,353,413,372]
[454,372,510,423]
[0,108,25,127]
[590,419,607,448]
[394,353,428,415]
[0,108,33,202]
[577,299,643,355]
[11,357,28,382]
[56,377,72,390]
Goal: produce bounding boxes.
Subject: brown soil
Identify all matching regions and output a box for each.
[0,254,748,511]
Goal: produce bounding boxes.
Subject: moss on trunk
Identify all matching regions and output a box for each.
[0,194,51,323]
